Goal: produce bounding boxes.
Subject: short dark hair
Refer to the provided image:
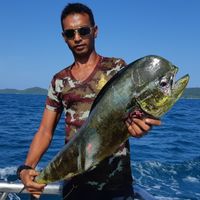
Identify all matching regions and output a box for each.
[61,3,95,31]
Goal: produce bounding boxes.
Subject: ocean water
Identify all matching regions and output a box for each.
[0,94,199,200]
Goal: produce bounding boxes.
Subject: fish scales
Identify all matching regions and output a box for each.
[35,55,189,184]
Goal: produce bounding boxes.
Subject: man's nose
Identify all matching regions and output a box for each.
[74,30,82,41]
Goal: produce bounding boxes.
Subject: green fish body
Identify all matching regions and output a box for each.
[36,55,189,184]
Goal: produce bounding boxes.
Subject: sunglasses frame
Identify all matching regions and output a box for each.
[62,26,94,40]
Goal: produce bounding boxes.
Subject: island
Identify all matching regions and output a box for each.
[0,87,200,99]
[0,87,48,95]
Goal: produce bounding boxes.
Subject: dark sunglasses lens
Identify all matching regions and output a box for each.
[64,30,75,39]
[63,27,91,39]
[79,27,91,36]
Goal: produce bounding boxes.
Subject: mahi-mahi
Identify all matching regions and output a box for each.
[35,55,189,184]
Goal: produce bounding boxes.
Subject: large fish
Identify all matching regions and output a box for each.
[35,55,189,184]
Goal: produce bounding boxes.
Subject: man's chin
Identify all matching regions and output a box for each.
[73,50,90,57]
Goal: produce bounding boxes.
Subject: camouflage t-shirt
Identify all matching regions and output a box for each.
[46,56,133,191]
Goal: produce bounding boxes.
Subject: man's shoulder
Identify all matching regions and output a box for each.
[102,56,126,66]
[53,65,72,80]
[99,56,127,75]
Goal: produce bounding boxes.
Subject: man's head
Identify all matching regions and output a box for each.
[60,3,98,58]
[61,3,95,31]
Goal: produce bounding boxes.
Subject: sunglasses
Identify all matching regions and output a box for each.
[62,26,93,39]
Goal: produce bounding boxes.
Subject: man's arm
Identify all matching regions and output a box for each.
[19,108,61,197]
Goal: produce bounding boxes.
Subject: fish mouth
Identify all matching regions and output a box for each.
[156,68,190,117]
[171,66,189,99]
[160,66,190,116]
[159,65,189,98]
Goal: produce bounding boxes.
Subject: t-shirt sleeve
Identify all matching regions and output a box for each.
[115,58,127,72]
[45,76,63,112]
[120,58,127,67]
[120,58,127,66]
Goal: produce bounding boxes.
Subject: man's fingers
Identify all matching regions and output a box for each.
[32,194,41,199]
[28,187,44,193]
[145,118,161,126]
[133,118,150,132]
[25,182,45,197]
[28,169,40,177]
[126,121,143,137]
[25,177,46,189]
[20,168,46,198]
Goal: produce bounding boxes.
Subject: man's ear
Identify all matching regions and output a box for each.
[62,32,68,42]
[94,25,98,38]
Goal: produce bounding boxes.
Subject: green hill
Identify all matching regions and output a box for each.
[0,87,199,98]
[0,87,48,95]
[182,87,200,99]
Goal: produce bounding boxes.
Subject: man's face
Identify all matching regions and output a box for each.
[62,13,98,57]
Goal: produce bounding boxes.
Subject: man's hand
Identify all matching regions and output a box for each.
[125,117,161,137]
[20,169,46,198]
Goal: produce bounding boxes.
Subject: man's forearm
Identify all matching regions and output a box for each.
[25,130,53,168]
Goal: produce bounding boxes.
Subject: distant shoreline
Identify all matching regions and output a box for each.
[0,87,47,95]
[0,87,200,99]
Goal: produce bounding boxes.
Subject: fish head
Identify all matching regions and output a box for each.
[132,55,189,118]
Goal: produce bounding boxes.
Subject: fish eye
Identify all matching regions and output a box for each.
[160,80,168,87]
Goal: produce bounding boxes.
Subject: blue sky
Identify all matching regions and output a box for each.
[0,0,199,89]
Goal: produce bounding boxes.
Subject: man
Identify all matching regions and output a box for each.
[18,3,161,199]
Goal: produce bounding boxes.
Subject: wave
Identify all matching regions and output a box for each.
[0,166,17,181]
[2,157,200,199]
[131,156,200,199]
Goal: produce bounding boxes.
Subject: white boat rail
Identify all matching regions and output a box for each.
[0,181,156,200]
[0,181,62,200]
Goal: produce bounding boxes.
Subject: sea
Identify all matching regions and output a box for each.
[0,94,199,200]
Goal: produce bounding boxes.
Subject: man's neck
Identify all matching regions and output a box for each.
[73,51,99,69]
[71,51,100,82]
